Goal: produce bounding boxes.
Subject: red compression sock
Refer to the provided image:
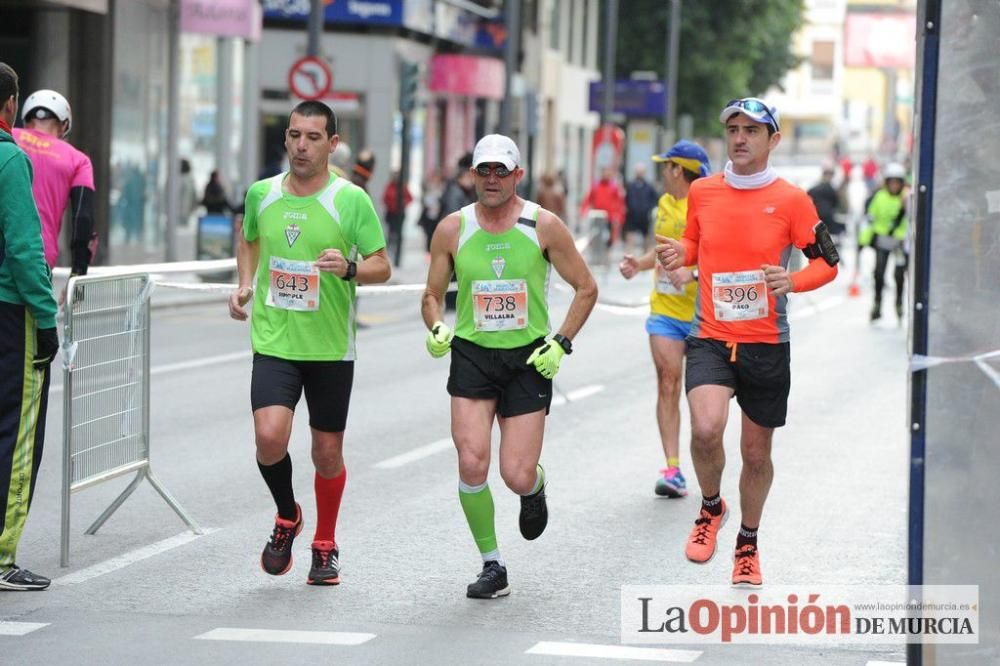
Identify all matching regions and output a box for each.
[314,467,347,545]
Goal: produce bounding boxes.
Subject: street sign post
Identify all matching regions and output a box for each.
[288,55,332,100]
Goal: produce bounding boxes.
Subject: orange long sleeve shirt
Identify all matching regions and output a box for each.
[681,174,837,343]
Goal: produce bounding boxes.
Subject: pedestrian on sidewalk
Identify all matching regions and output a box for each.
[0,62,60,591]
[619,140,710,500]
[656,97,839,587]
[202,170,234,215]
[14,88,97,287]
[418,170,444,253]
[382,170,412,268]
[421,134,597,599]
[228,100,390,586]
[580,166,625,247]
[623,163,658,251]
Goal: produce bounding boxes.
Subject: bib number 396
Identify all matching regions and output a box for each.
[267,257,320,311]
[712,270,767,321]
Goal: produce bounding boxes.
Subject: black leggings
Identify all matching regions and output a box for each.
[873,246,908,308]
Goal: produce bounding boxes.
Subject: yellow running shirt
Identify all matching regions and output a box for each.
[650,193,697,322]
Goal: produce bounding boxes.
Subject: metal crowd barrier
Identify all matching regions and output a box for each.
[60,273,201,567]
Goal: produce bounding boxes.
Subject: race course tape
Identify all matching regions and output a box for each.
[154,280,433,295]
[911,349,1000,391]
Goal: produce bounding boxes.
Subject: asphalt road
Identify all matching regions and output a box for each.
[2,252,910,665]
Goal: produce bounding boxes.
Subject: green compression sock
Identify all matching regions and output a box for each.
[459,480,501,563]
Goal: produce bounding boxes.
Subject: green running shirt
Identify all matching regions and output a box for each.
[454,201,551,349]
[242,172,385,361]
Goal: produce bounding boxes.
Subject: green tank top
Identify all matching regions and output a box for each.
[454,201,551,349]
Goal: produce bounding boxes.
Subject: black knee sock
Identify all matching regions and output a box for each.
[701,492,723,516]
[737,523,758,549]
[258,453,297,521]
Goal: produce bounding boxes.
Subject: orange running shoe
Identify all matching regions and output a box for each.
[731,545,763,587]
[684,499,728,563]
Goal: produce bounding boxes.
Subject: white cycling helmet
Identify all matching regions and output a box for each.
[22,89,72,136]
[883,162,907,180]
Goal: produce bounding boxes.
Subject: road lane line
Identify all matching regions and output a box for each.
[373,385,606,470]
[54,529,217,586]
[552,383,605,407]
[374,438,453,470]
[194,628,375,645]
[526,641,701,662]
[788,295,845,321]
[51,350,252,394]
[865,661,905,666]
[0,622,49,636]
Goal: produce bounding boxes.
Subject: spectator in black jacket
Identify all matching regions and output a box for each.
[807,167,844,236]
[624,163,659,250]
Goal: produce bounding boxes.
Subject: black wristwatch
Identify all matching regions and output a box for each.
[341,261,357,281]
[552,333,573,355]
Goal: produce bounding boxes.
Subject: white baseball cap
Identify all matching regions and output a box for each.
[718,97,780,133]
[472,134,521,170]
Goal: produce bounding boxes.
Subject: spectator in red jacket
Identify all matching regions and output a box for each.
[580,166,626,246]
[382,171,413,267]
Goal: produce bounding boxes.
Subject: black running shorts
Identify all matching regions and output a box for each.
[250,353,354,433]
[684,337,791,428]
[447,337,552,418]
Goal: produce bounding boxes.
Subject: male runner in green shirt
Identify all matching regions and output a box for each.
[229,101,390,585]
[421,134,598,598]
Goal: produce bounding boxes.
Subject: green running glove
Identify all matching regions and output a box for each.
[526,340,565,379]
[426,321,454,358]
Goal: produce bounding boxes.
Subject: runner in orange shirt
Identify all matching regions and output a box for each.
[656,98,839,587]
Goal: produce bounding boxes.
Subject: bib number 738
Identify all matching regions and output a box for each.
[472,279,528,331]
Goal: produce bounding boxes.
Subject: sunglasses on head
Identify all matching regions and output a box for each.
[725,98,779,130]
[474,164,514,178]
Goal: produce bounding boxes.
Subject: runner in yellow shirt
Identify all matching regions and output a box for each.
[619,140,710,498]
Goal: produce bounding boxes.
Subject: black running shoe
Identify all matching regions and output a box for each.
[466,561,510,599]
[519,485,548,541]
[307,540,340,586]
[260,503,302,576]
[0,565,50,591]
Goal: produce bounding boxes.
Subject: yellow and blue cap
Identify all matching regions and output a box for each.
[652,139,711,177]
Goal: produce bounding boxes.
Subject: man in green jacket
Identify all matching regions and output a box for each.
[860,162,909,323]
[0,62,59,591]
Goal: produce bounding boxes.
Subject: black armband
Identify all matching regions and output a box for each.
[803,221,840,267]
[69,186,96,275]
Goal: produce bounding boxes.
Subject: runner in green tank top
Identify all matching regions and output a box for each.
[452,199,551,348]
[421,134,598,599]
[229,101,390,586]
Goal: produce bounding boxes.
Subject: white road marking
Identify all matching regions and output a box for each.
[0,622,49,636]
[194,628,376,645]
[54,529,217,586]
[551,383,606,407]
[865,661,906,666]
[595,302,648,316]
[374,438,454,470]
[373,385,606,470]
[51,350,251,394]
[526,641,701,662]
[788,295,845,321]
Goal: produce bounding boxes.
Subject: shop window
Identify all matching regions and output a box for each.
[811,40,835,81]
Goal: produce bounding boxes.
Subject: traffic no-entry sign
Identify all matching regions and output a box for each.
[288,56,332,100]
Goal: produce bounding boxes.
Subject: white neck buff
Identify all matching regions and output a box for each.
[723,160,778,190]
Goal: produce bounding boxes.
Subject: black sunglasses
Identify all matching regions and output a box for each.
[725,98,779,130]
[474,164,514,178]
